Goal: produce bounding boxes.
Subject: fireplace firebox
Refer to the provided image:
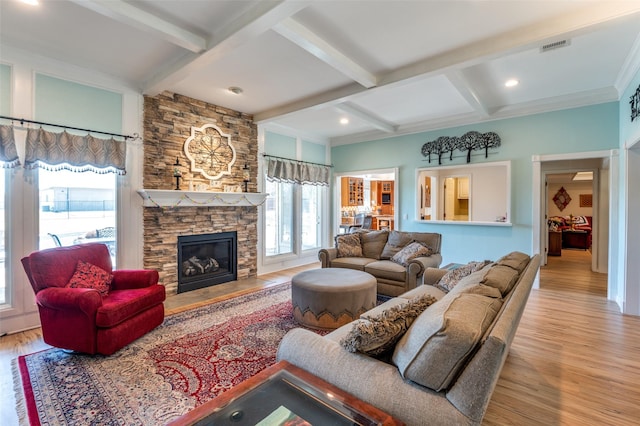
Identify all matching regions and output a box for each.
[177,231,237,293]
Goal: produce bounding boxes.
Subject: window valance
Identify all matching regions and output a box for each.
[0,125,20,168]
[265,156,331,186]
[24,127,126,175]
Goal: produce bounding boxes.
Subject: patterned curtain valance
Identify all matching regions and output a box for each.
[266,156,331,186]
[24,127,126,175]
[0,125,20,169]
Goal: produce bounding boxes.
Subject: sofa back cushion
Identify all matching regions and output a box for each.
[380,230,413,259]
[380,231,441,259]
[21,243,113,293]
[496,251,530,273]
[392,293,503,391]
[481,264,520,296]
[357,229,389,259]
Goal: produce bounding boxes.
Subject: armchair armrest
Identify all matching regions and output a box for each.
[37,287,102,316]
[318,248,338,268]
[424,267,449,286]
[112,269,160,290]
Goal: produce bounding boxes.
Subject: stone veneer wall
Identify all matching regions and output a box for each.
[143,92,258,294]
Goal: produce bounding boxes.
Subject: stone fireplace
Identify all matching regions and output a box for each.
[142,92,259,295]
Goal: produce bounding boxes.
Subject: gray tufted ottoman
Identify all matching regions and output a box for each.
[291,268,377,329]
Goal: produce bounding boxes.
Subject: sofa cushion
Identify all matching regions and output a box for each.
[481,264,519,296]
[364,260,406,282]
[496,251,530,273]
[330,257,376,271]
[437,261,491,293]
[380,230,413,259]
[391,241,433,266]
[392,293,503,391]
[65,260,113,297]
[96,285,166,328]
[357,229,389,259]
[335,233,363,257]
[340,294,438,356]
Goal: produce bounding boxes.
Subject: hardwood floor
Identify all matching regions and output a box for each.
[2,254,639,425]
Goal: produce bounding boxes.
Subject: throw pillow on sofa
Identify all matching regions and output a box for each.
[340,294,438,356]
[380,230,413,259]
[391,241,434,266]
[65,260,113,296]
[335,233,363,257]
[437,260,491,293]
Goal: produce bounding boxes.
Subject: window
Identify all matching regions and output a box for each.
[38,169,116,264]
[264,179,294,256]
[264,179,325,258]
[0,170,5,305]
[301,184,322,251]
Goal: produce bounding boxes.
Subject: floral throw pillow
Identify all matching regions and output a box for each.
[335,233,363,258]
[65,260,113,297]
[390,241,433,266]
[340,294,438,356]
[437,260,491,293]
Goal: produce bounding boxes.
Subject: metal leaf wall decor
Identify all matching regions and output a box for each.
[421,131,501,164]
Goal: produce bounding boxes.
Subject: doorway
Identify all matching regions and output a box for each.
[334,168,398,235]
[532,150,614,297]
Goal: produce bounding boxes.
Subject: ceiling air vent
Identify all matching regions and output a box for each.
[540,39,570,53]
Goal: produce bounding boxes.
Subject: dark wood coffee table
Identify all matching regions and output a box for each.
[168,360,403,425]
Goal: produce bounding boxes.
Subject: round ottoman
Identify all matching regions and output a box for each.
[291,268,377,330]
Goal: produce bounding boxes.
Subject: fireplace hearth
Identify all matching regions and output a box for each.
[177,232,237,293]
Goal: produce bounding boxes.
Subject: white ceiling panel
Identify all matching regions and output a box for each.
[349,75,476,124]
[169,30,355,115]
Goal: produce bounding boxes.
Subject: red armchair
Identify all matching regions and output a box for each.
[21,243,166,355]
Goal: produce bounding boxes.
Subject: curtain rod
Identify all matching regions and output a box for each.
[262,153,333,168]
[0,115,139,140]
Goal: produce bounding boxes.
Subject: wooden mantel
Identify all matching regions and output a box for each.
[137,189,268,208]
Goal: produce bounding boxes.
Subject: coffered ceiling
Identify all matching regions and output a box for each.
[1,0,639,145]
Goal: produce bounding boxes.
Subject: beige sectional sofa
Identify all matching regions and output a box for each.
[318,229,443,296]
[278,251,540,426]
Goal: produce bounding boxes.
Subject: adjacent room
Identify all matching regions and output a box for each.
[1,1,639,425]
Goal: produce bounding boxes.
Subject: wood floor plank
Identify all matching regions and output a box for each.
[2,251,639,425]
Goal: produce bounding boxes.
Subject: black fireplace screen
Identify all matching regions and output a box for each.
[177,231,237,293]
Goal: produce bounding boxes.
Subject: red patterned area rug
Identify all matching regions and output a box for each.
[13,283,326,425]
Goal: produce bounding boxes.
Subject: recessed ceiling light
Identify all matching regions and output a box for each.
[227,86,243,95]
[20,0,39,5]
[340,118,349,125]
[505,79,519,88]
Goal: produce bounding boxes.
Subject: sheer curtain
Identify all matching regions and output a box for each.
[24,127,126,174]
[0,125,20,168]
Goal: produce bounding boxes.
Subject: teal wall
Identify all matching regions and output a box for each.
[332,102,619,264]
[264,132,326,164]
[35,74,122,134]
[264,131,296,157]
[0,64,11,116]
[301,139,326,163]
